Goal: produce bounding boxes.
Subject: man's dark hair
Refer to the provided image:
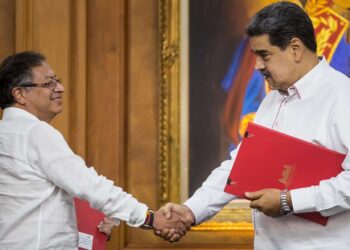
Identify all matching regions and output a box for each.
[0,51,46,109]
[246,1,317,52]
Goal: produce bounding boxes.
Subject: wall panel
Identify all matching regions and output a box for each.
[0,0,15,60]
[86,0,126,248]
[15,0,72,138]
[0,0,15,118]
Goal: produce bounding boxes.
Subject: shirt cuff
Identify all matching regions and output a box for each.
[126,203,148,227]
[291,186,317,213]
[110,202,148,227]
[184,195,210,224]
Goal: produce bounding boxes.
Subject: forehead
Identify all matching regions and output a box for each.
[249,34,275,53]
[31,62,55,79]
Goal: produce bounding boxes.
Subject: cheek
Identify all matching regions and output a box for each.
[273,68,289,81]
[34,93,49,102]
[268,62,291,81]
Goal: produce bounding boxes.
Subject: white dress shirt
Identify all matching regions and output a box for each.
[0,107,148,250]
[185,57,350,249]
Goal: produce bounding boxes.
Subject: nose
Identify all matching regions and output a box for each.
[55,82,65,92]
[254,56,265,71]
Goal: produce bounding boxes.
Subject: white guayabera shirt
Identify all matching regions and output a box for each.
[185,58,350,250]
[0,107,147,250]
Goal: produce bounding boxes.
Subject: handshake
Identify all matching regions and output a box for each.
[99,203,195,243]
[151,203,195,242]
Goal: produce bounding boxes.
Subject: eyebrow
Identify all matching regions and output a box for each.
[44,74,57,79]
[252,49,268,53]
[251,49,270,56]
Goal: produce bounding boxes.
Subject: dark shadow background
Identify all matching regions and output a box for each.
[189,0,251,195]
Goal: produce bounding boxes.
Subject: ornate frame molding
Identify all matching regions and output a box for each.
[159,0,181,204]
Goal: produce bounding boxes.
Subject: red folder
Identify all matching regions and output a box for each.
[224,122,344,226]
[74,198,108,250]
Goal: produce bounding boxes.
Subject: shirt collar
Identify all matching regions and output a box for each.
[3,107,40,121]
[287,56,329,99]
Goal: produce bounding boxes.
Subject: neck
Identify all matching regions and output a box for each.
[12,103,53,123]
[298,52,319,79]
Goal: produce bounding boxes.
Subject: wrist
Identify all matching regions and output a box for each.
[140,209,154,230]
[182,205,196,225]
[280,189,293,216]
[286,190,293,209]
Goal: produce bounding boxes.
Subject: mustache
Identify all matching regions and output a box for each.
[260,70,270,78]
[50,95,62,100]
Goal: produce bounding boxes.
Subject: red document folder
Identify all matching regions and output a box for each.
[74,198,108,250]
[224,122,345,226]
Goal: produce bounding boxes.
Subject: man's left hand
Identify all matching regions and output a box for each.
[97,217,118,240]
[245,189,282,217]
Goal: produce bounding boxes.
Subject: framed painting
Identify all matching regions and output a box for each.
[158,0,350,232]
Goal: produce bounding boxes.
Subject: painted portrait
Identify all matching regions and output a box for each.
[188,0,350,196]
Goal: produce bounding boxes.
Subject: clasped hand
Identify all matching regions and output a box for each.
[98,203,195,243]
[154,203,195,242]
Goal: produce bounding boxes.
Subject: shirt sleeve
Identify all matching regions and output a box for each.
[27,121,147,227]
[291,96,350,217]
[184,147,238,224]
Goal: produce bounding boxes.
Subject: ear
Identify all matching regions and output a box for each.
[12,87,26,105]
[289,37,304,62]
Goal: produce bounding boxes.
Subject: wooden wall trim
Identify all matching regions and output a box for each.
[0,0,15,59]
[0,0,15,119]
[15,0,33,51]
[86,0,127,248]
[69,0,87,158]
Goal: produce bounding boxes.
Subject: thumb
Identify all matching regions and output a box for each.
[245,190,264,200]
[160,203,175,219]
[171,204,188,216]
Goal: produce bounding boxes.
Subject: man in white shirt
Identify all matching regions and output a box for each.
[0,51,187,249]
[158,2,350,249]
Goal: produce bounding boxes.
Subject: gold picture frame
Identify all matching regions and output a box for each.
[158,0,253,231]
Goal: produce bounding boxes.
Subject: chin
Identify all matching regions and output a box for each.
[49,110,62,120]
[54,104,64,114]
[267,81,281,91]
[267,84,276,90]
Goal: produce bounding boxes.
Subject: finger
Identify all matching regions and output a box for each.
[169,233,180,243]
[104,217,114,223]
[249,200,260,210]
[163,228,176,241]
[154,230,162,236]
[177,228,186,237]
[98,221,114,236]
[245,190,264,200]
[160,228,170,238]
[177,221,187,235]
[99,228,111,237]
[98,225,112,235]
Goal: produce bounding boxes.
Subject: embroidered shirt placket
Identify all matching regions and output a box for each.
[272,91,297,129]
